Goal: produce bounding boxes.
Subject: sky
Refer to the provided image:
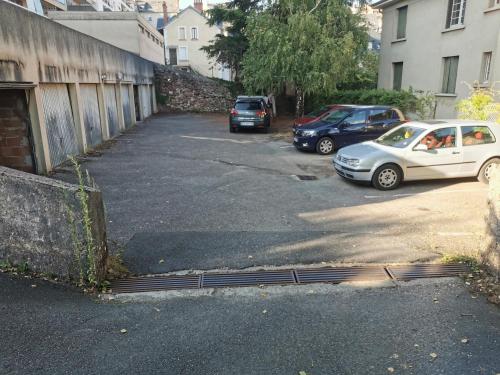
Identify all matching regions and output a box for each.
[178,0,226,9]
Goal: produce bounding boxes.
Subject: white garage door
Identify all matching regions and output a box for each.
[104,84,119,138]
[121,85,133,128]
[80,84,102,148]
[40,84,79,167]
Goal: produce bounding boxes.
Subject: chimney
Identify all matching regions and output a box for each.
[194,0,203,12]
[162,1,168,24]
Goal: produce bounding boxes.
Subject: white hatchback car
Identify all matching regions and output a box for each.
[334,120,500,190]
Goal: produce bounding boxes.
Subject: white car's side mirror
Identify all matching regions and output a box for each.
[414,143,428,151]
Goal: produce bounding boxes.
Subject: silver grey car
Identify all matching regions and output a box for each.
[333,120,500,190]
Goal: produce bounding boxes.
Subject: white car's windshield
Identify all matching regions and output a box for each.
[376,126,425,148]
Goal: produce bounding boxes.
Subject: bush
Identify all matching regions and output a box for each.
[305,88,436,119]
[456,86,500,123]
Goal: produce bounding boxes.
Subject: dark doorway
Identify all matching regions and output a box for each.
[133,85,140,121]
[169,48,177,66]
[0,89,36,173]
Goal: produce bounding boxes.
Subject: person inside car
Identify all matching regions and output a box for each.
[421,132,443,149]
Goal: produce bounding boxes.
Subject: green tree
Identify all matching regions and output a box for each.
[242,0,369,117]
[201,0,261,82]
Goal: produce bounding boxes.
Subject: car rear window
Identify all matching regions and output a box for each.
[461,126,496,146]
[235,101,262,110]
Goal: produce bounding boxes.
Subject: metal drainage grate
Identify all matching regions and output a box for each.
[296,266,389,284]
[202,270,296,288]
[110,274,200,294]
[109,263,469,294]
[386,263,469,281]
[295,175,318,181]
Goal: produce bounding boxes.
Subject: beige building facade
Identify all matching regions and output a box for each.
[164,5,231,80]
[375,0,500,118]
[48,11,166,65]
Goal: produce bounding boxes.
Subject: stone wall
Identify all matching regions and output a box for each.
[483,165,500,279]
[154,65,233,113]
[0,166,108,283]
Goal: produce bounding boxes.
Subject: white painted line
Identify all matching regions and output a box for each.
[279,145,295,149]
[180,135,253,144]
[364,188,488,199]
[436,232,476,236]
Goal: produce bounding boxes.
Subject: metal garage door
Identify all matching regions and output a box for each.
[80,84,102,148]
[140,85,152,119]
[104,84,119,138]
[40,84,78,167]
[121,85,133,128]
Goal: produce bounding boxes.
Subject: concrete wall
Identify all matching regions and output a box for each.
[48,11,165,65]
[0,166,108,283]
[0,1,157,174]
[483,165,500,278]
[155,64,233,112]
[165,7,228,78]
[377,0,500,118]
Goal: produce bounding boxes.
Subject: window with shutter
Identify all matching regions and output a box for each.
[396,6,407,39]
[442,56,459,94]
[393,62,403,91]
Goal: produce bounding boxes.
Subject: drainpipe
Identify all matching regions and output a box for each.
[163,1,168,65]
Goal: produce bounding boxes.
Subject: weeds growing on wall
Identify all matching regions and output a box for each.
[66,156,98,287]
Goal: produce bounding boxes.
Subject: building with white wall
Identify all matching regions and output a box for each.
[374,0,500,118]
[164,2,231,80]
[48,11,166,65]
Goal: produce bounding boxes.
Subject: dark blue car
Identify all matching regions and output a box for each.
[292,105,406,155]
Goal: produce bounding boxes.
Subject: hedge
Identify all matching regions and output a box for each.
[305,89,431,116]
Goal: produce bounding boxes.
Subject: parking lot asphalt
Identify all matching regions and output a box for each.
[54,113,489,274]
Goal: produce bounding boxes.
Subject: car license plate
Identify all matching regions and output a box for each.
[240,121,254,126]
[294,137,298,143]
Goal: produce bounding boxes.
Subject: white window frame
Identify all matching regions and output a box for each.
[178,26,186,40]
[178,46,188,61]
[191,27,199,40]
[447,0,466,28]
[480,52,493,84]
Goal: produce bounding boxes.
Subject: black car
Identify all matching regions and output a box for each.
[292,105,406,155]
[229,97,271,133]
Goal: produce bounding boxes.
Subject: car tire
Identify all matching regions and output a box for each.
[478,158,500,184]
[372,164,402,190]
[316,137,335,155]
[229,125,237,133]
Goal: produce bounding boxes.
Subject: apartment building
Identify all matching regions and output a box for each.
[374,0,500,117]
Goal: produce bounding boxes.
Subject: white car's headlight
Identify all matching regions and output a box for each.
[345,158,360,167]
[302,130,317,137]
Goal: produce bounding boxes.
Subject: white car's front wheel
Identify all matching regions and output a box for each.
[478,158,500,184]
[372,164,402,190]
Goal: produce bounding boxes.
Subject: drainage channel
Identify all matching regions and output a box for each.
[109,263,469,294]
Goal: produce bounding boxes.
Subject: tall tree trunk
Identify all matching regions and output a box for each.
[295,87,304,118]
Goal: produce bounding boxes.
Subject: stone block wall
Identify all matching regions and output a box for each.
[0,166,108,283]
[154,65,234,113]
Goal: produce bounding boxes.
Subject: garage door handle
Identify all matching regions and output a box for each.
[452,151,460,154]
